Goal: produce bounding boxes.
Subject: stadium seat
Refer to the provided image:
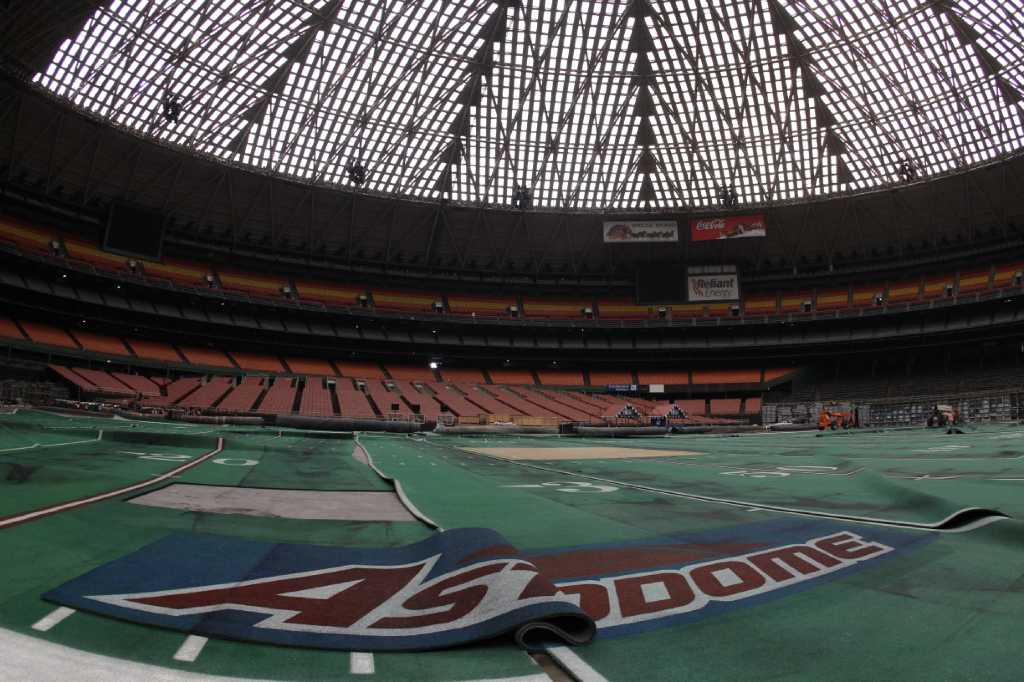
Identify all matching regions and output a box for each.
[0,317,26,340]
[70,330,132,356]
[637,370,689,385]
[337,361,386,380]
[691,370,760,385]
[126,338,182,363]
[439,367,487,384]
[536,369,584,386]
[588,370,634,386]
[178,345,235,368]
[488,369,535,385]
[447,295,515,317]
[387,365,436,382]
[230,352,285,373]
[284,358,337,376]
[20,321,79,349]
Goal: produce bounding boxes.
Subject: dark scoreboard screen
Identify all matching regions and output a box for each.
[104,203,165,260]
[635,265,687,304]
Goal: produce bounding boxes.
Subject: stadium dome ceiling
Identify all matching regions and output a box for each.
[27,0,1024,211]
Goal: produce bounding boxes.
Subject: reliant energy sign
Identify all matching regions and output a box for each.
[688,273,739,302]
[603,220,679,243]
[690,215,767,241]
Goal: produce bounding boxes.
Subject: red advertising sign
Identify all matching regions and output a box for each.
[690,215,767,242]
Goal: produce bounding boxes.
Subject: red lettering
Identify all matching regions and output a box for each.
[615,572,695,618]
[557,583,611,621]
[814,533,888,560]
[689,560,766,598]
[371,563,503,629]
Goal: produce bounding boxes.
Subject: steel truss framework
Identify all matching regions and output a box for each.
[20,0,1024,212]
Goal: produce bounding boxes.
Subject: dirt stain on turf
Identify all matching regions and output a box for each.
[3,464,36,483]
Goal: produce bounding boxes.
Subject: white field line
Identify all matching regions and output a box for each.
[31,607,76,632]
[0,437,223,529]
[172,635,208,663]
[544,646,608,682]
[349,652,375,675]
[0,430,103,453]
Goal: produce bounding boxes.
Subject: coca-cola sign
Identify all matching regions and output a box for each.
[691,215,767,242]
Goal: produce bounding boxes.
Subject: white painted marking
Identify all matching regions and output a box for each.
[172,635,207,663]
[545,645,609,682]
[711,567,743,588]
[31,606,76,632]
[0,438,224,528]
[212,458,257,466]
[349,652,375,675]
[640,580,670,603]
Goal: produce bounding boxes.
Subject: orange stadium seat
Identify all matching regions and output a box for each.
[294,280,366,307]
[257,378,297,415]
[387,365,436,382]
[676,399,707,416]
[63,238,131,272]
[71,369,137,397]
[0,216,56,254]
[49,365,96,392]
[177,345,235,368]
[957,269,991,294]
[764,368,797,382]
[744,397,763,414]
[780,292,813,314]
[744,295,777,315]
[439,367,487,384]
[126,338,182,363]
[447,294,514,317]
[177,376,234,410]
[488,368,535,385]
[337,361,386,380]
[851,286,882,307]
[284,358,337,376]
[691,369,760,384]
[922,277,954,300]
[885,279,922,303]
[142,258,208,286]
[299,377,334,417]
[588,370,633,385]
[70,330,131,356]
[815,288,849,310]
[217,269,286,299]
[372,288,439,313]
[706,303,734,318]
[522,298,590,319]
[597,298,655,320]
[637,370,688,385]
[536,369,584,386]
[0,318,26,340]
[110,372,161,397]
[993,262,1024,289]
[335,380,377,419]
[229,352,285,373]
[671,304,705,318]
[216,377,265,412]
[710,398,743,415]
[20,321,79,348]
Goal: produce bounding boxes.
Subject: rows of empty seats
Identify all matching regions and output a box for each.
[6,216,1020,324]
[216,377,265,412]
[298,378,334,417]
[257,378,297,415]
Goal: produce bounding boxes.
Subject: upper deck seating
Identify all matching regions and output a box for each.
[439,367,487,384]
[337,361,386,380]
[744,295,778,315]
[298,377,334,417]
[141,258,208,287]
[957,269,991,294]
[522,297,590,319]
[0,216,55,254]
[597,298,655,320]
[387,365,436,382]
[637,370,688,385]
[691,369,760,384]
[780,292,813,314]
[63,238,132,272]
[229,352,285,373]
[588,370,633,386]
[372,289,439,313]
[20,321,78,349]
[178,346,235,368]
[71,331,131,356]
[764,368,797,382]
[993,262,1024,289]
[815,288,849,310]
[217,269,286,299]
[447,295,514,317]
[488,369,535,385]
[886,280,922,303]
[922,277,954,300]
[284,358,336,376]
[126,338,182,363]
[536,369,584,386]
[294,280,365,307]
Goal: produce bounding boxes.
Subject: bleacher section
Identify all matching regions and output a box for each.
[3,215,1024,328]
[387,365,436,382]
[393,381,444,419]
[488,369,535,385]
[427,383,483,417]
[216,377,265,412]
[363,380,412,418]
[70,331,131,356]
[229,352,285,373]
[257,378,297,415]
[439,368,487,384]
[285,358,336,376]
[177,346,235,369]
[335,380,377,418]
[337,361,386,380]
[298,377,334,417]
[536,369,584,386]
[20,321,78,349]
[177,376,233,410]
[126,338,182,363]
[110,372,161,397]
[143,376,200,406]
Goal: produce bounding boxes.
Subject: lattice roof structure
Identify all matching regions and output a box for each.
[30,0,1024,211]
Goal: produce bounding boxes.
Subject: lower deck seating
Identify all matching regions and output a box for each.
[363,380,413,417]
[72,368,136,396]
[336,381,377,419]
[393,381,444,419]
[462,385,521,416]
[257,378,297,415]
[142,376,201,406]
[536,369,584,386]
[486,386,560,418]
[691,370,761,384]
[216,377,265,412]
[426,383,483,417]
[709,398,743,415]
[298,377,334,417]
[0,318,25,340]
[49,365,95,392]
[177,376,234,409]
[111,372,161,397]
[387,365,436,382]
[488,369,535,385]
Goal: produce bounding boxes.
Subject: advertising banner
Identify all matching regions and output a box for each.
[603,221,679,243]
[688,273,740,302]
[690,215,766,242]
